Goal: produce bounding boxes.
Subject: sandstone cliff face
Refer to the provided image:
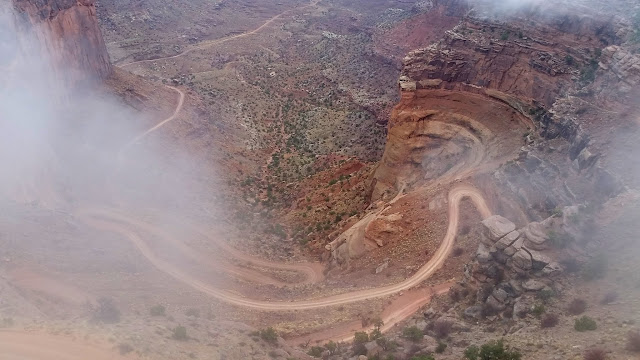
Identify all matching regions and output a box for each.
[12,0,111,87]
[1,0,111,207]
[370,7,617,202]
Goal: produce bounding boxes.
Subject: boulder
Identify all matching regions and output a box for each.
[486,295,506,311]
[491,288,509,303]
[542,262,563,276]
[495,230,520,250]
[523,222,549,250]
[482,216,516,242]
[528,249,552,270]
[476,244,492,263]
[511,249,533,270]
[365,341,383,357]
[504,237,524,256]
[513,296,534,317]
[480,233,495,246]
[522,279,546,291]
[464,305,482,320]
[491,250,511,264]
[484,264,504,279]
[423,307,437,319]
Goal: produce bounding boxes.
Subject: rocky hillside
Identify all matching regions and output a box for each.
[370,2,619,203]
[318,1,640,359]
[12,0,111,87]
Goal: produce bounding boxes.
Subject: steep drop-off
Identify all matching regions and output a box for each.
[12,0,111,87]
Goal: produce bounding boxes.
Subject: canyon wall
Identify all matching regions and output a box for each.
[0,0,111,207]
[370,7,618,202]
[11,0,111,88]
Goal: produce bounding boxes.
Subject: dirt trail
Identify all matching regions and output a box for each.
[78,209,323,287]
[120,85,185,153]
[119,0,320,68]
[288,283,453,345]
[0,330,137,360]
[78,184,491,311]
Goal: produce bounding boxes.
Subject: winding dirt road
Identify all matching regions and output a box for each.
[120,85,185,153]
[119,0,320,68]
[78,208,323,287]
[79,185,491,311]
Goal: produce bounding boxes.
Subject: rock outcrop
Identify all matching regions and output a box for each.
[11,0,111,88]
[455,205,595,320]
[369,3,623,202]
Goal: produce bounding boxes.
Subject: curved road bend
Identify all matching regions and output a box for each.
[80,185,491,311]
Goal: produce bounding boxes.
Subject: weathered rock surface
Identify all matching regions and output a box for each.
[476,243,492,263]
[523,222,549,250]
[522,279,546,291]
[600,45,640,93]
[482,216,517,242]
[12,0,111,88]
[495,230,520,250]
[511,249,533,270]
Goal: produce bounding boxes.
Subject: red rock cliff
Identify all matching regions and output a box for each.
[12,0,111,87]
[370,5,619,201]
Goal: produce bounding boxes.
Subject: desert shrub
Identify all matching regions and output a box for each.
[464,340,522,360]
[403,326,424,342]
[353,331,369,344]
[370,327,383,340]
[541,313,560,328]
[465,345,480,360]
[583,254,608,280]
[565,55,575,65]
[548,231,574,248]
[172,326,188,340]
[325,340,337,354]
[149,305,165,316]
[567,298,588,315]
[626,330,640,352]
[601,291,618,305]
[580,59,599,84]
[436,341,448,353]
[536,289,555,303]
[308,346,324,357]
[0,318,14,328]
[453,247,465,257]
[118,343,134,355]
[574,316,598,332]
[352,343,367,356]
[450,289,462,302]
[584,348,607,360]
[533,304,546,317]
[93,297,121,324]
[258,327,278,344]
[376,337,397,351]
[433,320,454,339]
